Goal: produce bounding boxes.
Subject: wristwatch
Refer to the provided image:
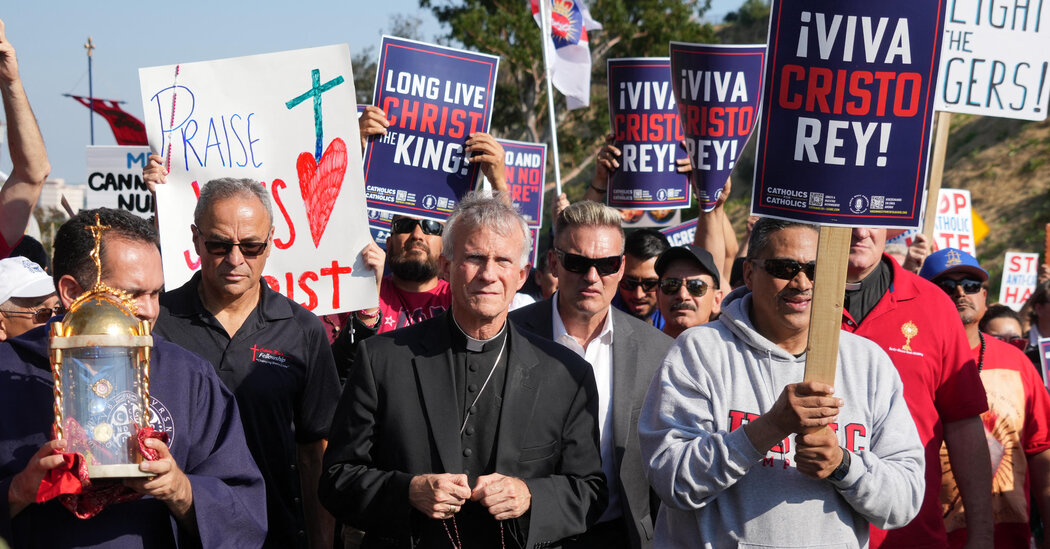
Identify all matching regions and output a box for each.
[829,447,851,482]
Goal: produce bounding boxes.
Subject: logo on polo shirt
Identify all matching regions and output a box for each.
[250,344,289,368]
[889,320,924,356]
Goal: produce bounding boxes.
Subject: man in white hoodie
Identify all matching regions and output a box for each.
[639,217,925,548]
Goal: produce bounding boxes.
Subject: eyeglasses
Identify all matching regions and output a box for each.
[619,276,659,293]
[391,217,444,236]
[992,334,1027,350]
[659,278,709,297]
[201,240,268,257]
[194,226,269,257]
[936,278,983,295]
[0,306,64,323]
[751,258,817,281]
[554,249,623,276]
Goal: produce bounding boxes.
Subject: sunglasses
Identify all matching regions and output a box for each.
[993,334,1027,350]
[554,249,623,276]
[201,240,268,257]
[659,278,709,297]
[936,278,983,295]
[619,276,659,293]
[0,306,64,323]
[391,217,444,236]
[752,258,817,281]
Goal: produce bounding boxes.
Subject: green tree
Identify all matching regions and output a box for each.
[420,0,718,193]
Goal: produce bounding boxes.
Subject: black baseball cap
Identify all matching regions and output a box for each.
[655,244,721,288]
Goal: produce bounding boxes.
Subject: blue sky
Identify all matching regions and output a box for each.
[1,0,741,184]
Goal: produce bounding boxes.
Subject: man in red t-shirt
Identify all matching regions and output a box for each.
[841,228,992,548]
[0,20,50,259]
[920,248,1050,549]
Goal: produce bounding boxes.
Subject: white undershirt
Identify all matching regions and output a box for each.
[551,292,620,522]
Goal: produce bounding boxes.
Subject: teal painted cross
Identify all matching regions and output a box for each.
[286,69,345,161]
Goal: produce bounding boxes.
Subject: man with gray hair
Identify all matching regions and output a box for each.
[154,178,341,549]
[511,201,673,549]
[320,191,606,549]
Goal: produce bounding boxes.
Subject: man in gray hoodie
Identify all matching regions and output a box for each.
[639,217,925,548]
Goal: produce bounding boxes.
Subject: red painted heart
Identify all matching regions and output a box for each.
[296,137,348,248]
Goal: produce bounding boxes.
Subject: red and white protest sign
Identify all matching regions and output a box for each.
[999,252,1039,311]
[932,188,976,255]
[139,44,376,315]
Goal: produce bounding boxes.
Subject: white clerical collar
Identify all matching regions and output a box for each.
[452,313,507,352]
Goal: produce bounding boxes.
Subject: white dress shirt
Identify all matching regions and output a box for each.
[551,293,620,522]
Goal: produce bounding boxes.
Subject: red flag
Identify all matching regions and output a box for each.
[68,95,148,146]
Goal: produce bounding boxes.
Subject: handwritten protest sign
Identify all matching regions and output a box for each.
[85,146,154,218]
[139,44,376,316]
[932,188,976,254]
[363,36,499,221]
[498,139,546,226]
[660,218,699,247]
[1000,251,1039,311]
[934,0,1049,121]
[670,44,765,211]
[606,58,690,210]
[752,0,945,227]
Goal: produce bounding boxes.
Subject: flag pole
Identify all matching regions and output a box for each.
[537,0,563,197]
[85,37,95,146]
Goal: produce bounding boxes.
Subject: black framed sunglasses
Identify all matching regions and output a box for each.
[554,249,623,276]
[936,278,983,295]
[659,278,709,297]
[0,306,64,323]
[391,217,444,236]
[752,258,816,281]
[201,239,268,257]
[619,276,659,293]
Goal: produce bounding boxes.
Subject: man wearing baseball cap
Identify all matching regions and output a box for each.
[0,256,58,341]
[654,244,723,339]
[920,247,1050,548]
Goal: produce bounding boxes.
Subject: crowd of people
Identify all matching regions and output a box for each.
[3,17,1050,549]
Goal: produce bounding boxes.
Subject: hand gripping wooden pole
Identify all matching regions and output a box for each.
[802,225,852,434]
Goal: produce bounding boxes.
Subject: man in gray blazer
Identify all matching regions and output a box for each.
[511,201,674,549]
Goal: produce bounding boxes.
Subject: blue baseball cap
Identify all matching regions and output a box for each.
[918,248,988,282]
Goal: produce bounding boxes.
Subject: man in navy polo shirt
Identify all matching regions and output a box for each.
[154,178,340,549]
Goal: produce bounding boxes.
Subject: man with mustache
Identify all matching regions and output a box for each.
[841,228,992,549]
[152,179,341,548]
[653,244,723,339]
[639,217,924,548]
[920,248,1050,549]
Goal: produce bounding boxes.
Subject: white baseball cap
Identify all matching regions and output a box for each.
[0,256,55,305]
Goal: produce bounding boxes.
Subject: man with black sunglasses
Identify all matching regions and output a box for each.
[511,201,673,549]
[612,229,670,328]
[639,217,924,548]
[920,247,1050,548]
[154,178,341,549]
[653,244,723,339]
[841,228,992,549]
[0,255,59,341]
